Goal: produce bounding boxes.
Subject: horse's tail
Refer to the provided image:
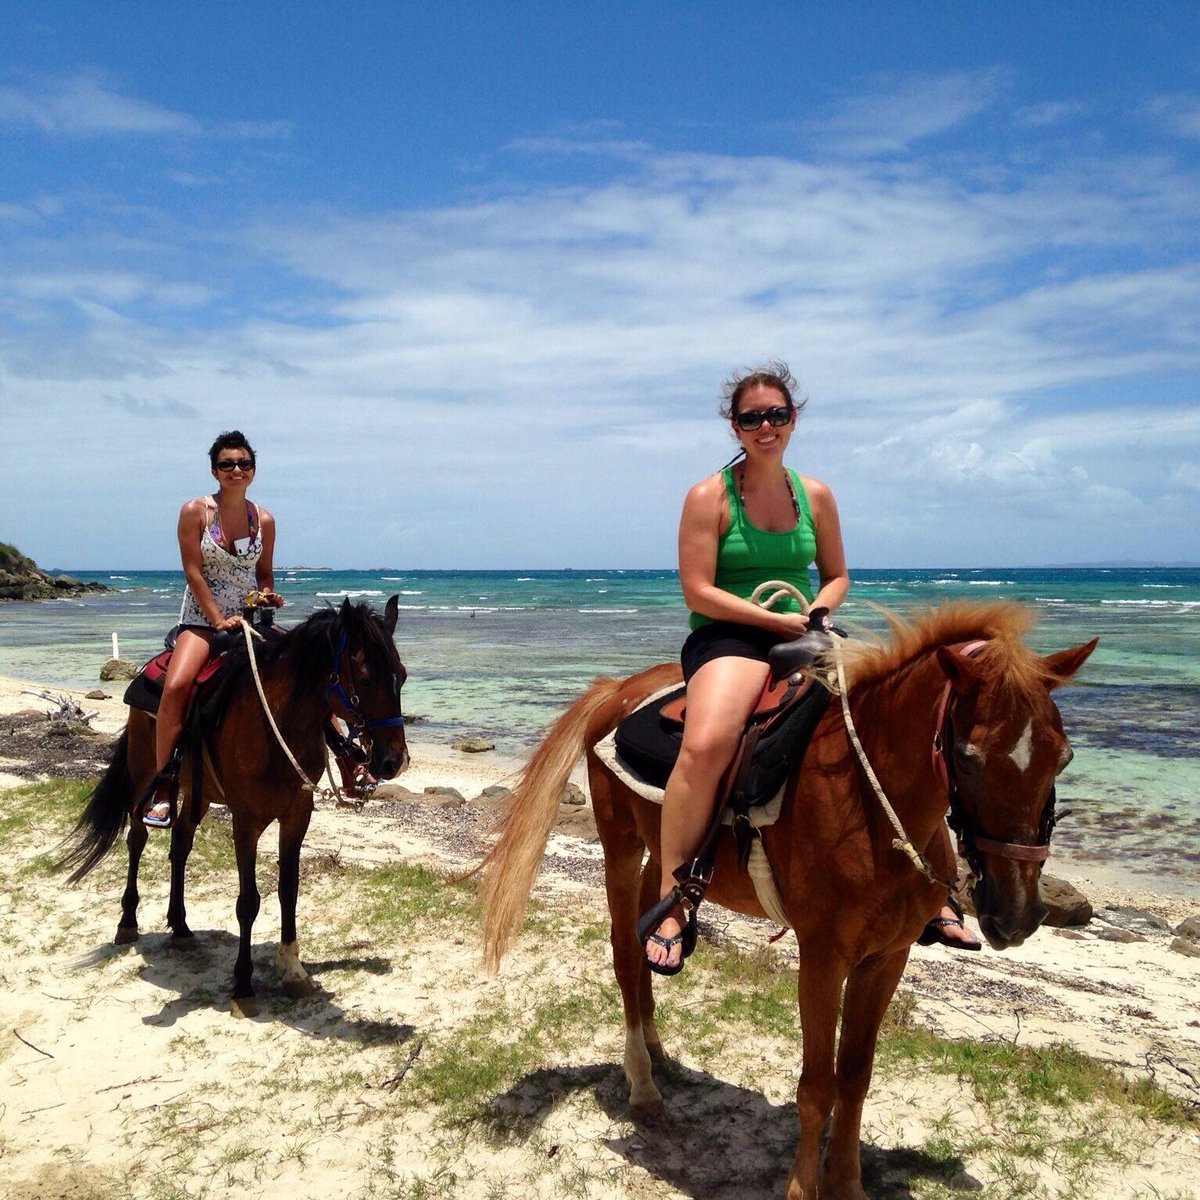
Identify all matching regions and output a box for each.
[58,729,133,883]
[480,675,624,972]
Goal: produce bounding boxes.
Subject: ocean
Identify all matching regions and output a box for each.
[2,566,1197,889]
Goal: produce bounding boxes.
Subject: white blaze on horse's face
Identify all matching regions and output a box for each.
[1007,719,1035,773]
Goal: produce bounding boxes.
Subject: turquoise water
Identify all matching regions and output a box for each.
[2,566,1197,887]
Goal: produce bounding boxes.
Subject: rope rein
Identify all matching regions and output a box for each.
[242,620,353,805]
[752,580,957,890]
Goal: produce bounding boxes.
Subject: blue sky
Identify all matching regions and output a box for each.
[2,1,1197,570]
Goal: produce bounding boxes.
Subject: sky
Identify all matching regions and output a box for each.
[1,1,1198,571]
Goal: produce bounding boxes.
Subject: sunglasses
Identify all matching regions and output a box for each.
[733,405,792,432]
[215,458,255,472]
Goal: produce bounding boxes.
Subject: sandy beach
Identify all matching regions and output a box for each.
[1,671,1198,1199]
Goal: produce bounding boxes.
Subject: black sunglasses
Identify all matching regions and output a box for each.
[733,405,792,432]
[215,458,255,471]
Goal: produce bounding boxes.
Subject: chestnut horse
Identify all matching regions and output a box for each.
[60,597,410,1016]
[481,601,1096,1200]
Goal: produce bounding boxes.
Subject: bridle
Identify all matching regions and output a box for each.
[932,640,1058,882]
[322,628,406,743]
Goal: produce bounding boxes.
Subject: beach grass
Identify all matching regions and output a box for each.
[3,772,1196,1200]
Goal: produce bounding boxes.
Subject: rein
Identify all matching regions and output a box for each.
[750,580,957,889]
[243,618,405,803]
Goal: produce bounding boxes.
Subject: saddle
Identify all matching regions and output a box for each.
[613,628,834,889]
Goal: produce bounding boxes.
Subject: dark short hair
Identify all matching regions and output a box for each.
[719,361,808,420]
[208,430,256,469]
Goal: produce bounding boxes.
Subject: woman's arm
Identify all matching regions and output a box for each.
[802,476,850,615]
[677,475,811,636]
[255,508,281,603]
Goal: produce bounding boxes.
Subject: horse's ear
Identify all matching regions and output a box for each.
[936,646,985,693]
[1041,638,1098,689]
[384,594,399,634]
[339,597,353,619]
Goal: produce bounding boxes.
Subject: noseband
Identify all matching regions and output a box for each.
[932,640,1057,880]
[323,629,406,737]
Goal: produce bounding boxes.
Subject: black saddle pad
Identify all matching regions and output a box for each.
[613,681,832,807]
[613,686,687,791]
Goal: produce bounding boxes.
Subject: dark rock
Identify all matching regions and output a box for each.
[85,690,111,700]
[477,784,511,801]
[561,782,586,807]
[1099,904,1171,937]
[554,804,597,838]
[453,737,495,753]
[1174,914,1200,942]
[99,657,138,681]
[1053,928,1086,941]
[1039,876,1093,927]
[1093,925,1144,944]
[1170,936,1200,959]
[371,783,421,803]
[422,786,466,808]
[0,543,110,602]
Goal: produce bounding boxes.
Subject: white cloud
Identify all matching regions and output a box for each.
[0,108,1196,568]
[0,70,291,139]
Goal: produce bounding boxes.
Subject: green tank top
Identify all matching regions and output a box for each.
[688,466,817,630]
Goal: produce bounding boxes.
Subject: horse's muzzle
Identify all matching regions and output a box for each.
[973,874,1048,950]
[371,743,410,780]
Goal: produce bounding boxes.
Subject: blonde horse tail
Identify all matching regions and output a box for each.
[480,675,623,972]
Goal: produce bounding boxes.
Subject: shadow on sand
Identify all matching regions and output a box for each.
[481,1059,976,1199]
[69,929,416,1045]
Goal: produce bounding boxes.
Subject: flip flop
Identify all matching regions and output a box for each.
[636,888,698,976]
[917,897,982,951]
[142,799,173,829]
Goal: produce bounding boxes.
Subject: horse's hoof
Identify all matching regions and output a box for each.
[113,926,139,945]
[282,976,317,1000]
[629,1095,667,1125]
[229,996,258,1019]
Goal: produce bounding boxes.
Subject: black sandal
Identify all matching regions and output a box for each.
[636,888,698,976]
[918,896,982,951]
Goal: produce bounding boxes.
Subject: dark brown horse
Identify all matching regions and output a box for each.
[481,600,1096,1200]
[60,597,410,1016]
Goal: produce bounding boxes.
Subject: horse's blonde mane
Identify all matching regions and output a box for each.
[832,600,1050,700]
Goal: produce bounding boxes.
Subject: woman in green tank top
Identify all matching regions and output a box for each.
[641,362,850,975]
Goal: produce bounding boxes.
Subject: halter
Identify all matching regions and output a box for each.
[323,629,406,734]
[932,640,1057,879]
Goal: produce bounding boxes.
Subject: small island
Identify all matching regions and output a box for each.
[0,542,110,601]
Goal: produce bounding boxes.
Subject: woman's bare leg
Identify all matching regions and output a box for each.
[149,629,212,823]
[646,655,769,969]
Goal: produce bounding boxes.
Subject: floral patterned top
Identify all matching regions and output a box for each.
[178,499,263,628]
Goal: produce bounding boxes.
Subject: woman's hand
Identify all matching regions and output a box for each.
[214,613,244,632]
[775,611,811,639]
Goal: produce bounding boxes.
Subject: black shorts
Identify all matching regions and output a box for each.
[680,621,785,682]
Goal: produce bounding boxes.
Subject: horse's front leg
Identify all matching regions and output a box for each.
[276,799,316,999]
[115,820,149,944]
[788,957,847,1200]
[821,949,911,1200]
[230,816,264,1018]
[166,815,199,945]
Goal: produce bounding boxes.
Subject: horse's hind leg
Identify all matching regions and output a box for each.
[115,822,149,944]
[276,800,316,999]
[230,816,264,1018]
[592,771,664,1119]
[820,950,910,1200]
